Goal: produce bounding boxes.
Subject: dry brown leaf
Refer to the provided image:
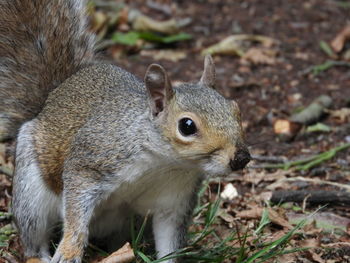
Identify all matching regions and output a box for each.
[267,208,293,230]
[274,252,297,263]
[327,108,350,123]
[322,242,350,248]
[236,207,262,219]
[201,34,278,56]
[140,49,187,62]
[236,207,292,229]
[304,249,325,263]
[263,170,289,182]
[287,212,350,233]
[331,25,350,53]
[243,171,265,185]
[258,191,273,202]
[240,47,278,65]
[133,15,179,34]
[98,242,135,263]
[218,209,235,224]
[299,238,320,248]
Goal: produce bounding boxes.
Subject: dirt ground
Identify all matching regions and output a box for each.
[1,0,350,262]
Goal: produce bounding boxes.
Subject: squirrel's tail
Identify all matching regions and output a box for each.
[0,0,95,141]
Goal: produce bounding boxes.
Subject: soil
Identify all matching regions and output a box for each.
[1,0,350,262]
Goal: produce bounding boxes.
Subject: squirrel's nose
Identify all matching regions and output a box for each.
[229,149,251,171]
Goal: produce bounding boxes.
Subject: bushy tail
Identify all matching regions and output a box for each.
[0,0,95,141]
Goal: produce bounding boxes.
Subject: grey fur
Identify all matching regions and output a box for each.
[13,63,246,263]
[0,0,95,141]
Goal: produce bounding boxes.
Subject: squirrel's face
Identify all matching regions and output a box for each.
[161,92,250,177]
[144,55,250,177]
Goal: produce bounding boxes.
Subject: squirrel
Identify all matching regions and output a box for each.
[1,0,251,262]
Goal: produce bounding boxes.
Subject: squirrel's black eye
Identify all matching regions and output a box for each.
[178,118,197,136]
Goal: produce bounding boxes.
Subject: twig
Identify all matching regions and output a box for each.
[267,176,350,192]
[249,143,350,171]
[271,190,350,206]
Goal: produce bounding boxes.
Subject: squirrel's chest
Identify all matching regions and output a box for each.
[95,157,200,217]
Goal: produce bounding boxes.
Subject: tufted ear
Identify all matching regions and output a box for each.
[199,54,216,88]
[144,64,174,116]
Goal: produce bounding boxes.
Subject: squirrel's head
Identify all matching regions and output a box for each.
[144,55,250,176]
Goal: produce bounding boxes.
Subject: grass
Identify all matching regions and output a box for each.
[132,183,309,263]
[309,60,350,75]
[0,183,312,262]
[254,142,350,171]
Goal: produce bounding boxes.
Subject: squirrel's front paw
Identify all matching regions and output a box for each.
[51,248,82,263]
[51,253,81,263]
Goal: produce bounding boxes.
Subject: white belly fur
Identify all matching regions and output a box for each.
[90,162,199,240]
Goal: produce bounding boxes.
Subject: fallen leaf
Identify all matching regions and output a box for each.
[98,242,135,263]
[327,108,350,123]
[218,209,235,224]
[201,34,278,56]
[236,207,292,229]
[306,122,331,133]
[299,238,320,248]
[304,249,325,263]
[130,10,188,35]
[274,252,298,263]
[331,25,350,53]
[243,171,271,185]
[286,212,350,233]
[140,49,187,62]
[240,47,278,65]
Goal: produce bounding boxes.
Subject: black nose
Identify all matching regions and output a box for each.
[229,149,251,171]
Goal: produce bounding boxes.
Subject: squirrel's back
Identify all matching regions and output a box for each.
[0,0,95,141]
[33,64,146,194]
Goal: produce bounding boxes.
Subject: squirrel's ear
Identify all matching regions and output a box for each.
[199,55,216,88]
[145,64,174,116]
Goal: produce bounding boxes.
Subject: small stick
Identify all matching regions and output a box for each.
[271,190,350,206]
[249,143,350,171]
[267,176,350,192]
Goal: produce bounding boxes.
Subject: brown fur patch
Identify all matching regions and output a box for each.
[58,231,85,260]
[26,258,45,263]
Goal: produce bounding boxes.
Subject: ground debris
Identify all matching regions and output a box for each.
[96,243,135,263]
[271,190,350,206]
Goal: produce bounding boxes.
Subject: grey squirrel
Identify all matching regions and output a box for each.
[0,0,251,262]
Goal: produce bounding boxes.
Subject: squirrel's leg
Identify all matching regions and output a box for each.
[12,121,61,263]
[51,169,106,263]
[152,189,197,263]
